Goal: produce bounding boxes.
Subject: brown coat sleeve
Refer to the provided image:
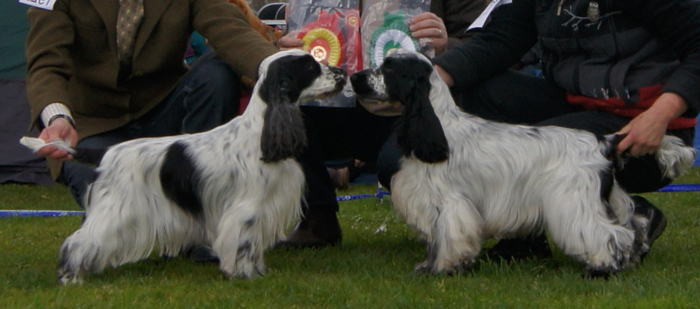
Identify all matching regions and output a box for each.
[25,1,74,129]
[192,0,279,81]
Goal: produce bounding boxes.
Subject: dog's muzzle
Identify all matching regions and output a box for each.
[329,66,347,91]
[349,69,388,101]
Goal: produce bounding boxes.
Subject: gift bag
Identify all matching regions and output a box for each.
[287,0,362,107]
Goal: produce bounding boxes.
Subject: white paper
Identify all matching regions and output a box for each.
[467,0,513,31]
[19,0,57,11]
[19,136,75,154]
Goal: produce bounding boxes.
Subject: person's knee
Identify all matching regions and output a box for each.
[191,57,241,94]
[184,57,242,126]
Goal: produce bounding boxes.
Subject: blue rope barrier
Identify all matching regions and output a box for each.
[336,190,391,201]
[0,210,84,218]
[656,184,700,192]
[2,184,696,218]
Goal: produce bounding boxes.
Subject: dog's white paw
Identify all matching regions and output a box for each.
[220,258,266,279]
[221,266,265,279]
[57,270,84,285]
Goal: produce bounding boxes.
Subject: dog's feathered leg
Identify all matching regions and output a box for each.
[393,167,482,275]
[541,180,637,278]
[425,195,483,274]
[57,206,158,285]
[215,204,268,278]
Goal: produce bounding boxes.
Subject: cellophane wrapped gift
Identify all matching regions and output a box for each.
[361,0,432,69]
[287,0,362,107]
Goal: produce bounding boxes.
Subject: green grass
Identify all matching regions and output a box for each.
[2,169,700,308]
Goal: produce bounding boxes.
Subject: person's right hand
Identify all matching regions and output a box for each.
[36,117,78,161]
[277,33,304,50]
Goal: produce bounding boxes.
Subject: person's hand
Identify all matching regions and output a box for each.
[36,117,78,161]
[616,92,688,156]
[277,32,304,51]
[434,65,454,87]
[409,12,449,55]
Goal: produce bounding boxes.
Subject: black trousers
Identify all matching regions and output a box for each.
[377,70,694,193]
[298,104,396,214]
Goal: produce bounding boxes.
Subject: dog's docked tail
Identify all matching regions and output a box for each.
[605,134,697,180]
[654,135,697,179]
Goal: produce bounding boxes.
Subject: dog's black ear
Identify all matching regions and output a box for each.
[259,70,307,162]
[395,71,449,163]
[257,57,310,162]
[260,102,307,162]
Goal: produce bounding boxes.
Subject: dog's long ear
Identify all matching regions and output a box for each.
[258,65,307,163]
[395,68,449,163]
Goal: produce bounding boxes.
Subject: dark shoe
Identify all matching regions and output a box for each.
[276,212,342,249]
[483,234,553,262]
[632,196,667,260]
[327,167,350,191]
[187,245,220,263]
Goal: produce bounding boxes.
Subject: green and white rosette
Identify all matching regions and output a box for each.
[369,11,419,67]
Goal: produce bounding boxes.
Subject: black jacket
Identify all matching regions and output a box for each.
[433,0,700,119]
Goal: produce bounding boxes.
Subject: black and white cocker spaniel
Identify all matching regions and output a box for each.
[350,50,696,277]
[56,49,346,284]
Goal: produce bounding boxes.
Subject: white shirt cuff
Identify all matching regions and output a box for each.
[40,103,75,128]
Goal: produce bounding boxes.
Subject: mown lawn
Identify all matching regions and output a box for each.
[1,169,699,308]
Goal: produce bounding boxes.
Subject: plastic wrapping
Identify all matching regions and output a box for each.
[287,0,362,107]
[361,0,432,69]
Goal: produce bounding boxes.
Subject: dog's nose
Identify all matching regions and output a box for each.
[349,72,363,86]
[329,66,345,76]
[329,66,346,84]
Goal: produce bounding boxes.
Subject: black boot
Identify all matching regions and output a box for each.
[484,234,552,262]
[632,196,667,260]
[277,211,342,249]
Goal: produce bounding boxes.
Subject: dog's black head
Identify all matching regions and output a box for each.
[257,50,346,162]
[351,50,448,163]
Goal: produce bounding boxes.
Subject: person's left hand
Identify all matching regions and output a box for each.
[616,92,688,156]
[409,12,449,55]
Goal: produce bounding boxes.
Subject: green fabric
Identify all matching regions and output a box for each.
[0,1,29,78]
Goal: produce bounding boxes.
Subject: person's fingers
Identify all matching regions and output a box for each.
[277,36,304,49]
[34,144,56,156]
[410,12,440,24]
[411,28,444,38]
[614,124,632,155]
